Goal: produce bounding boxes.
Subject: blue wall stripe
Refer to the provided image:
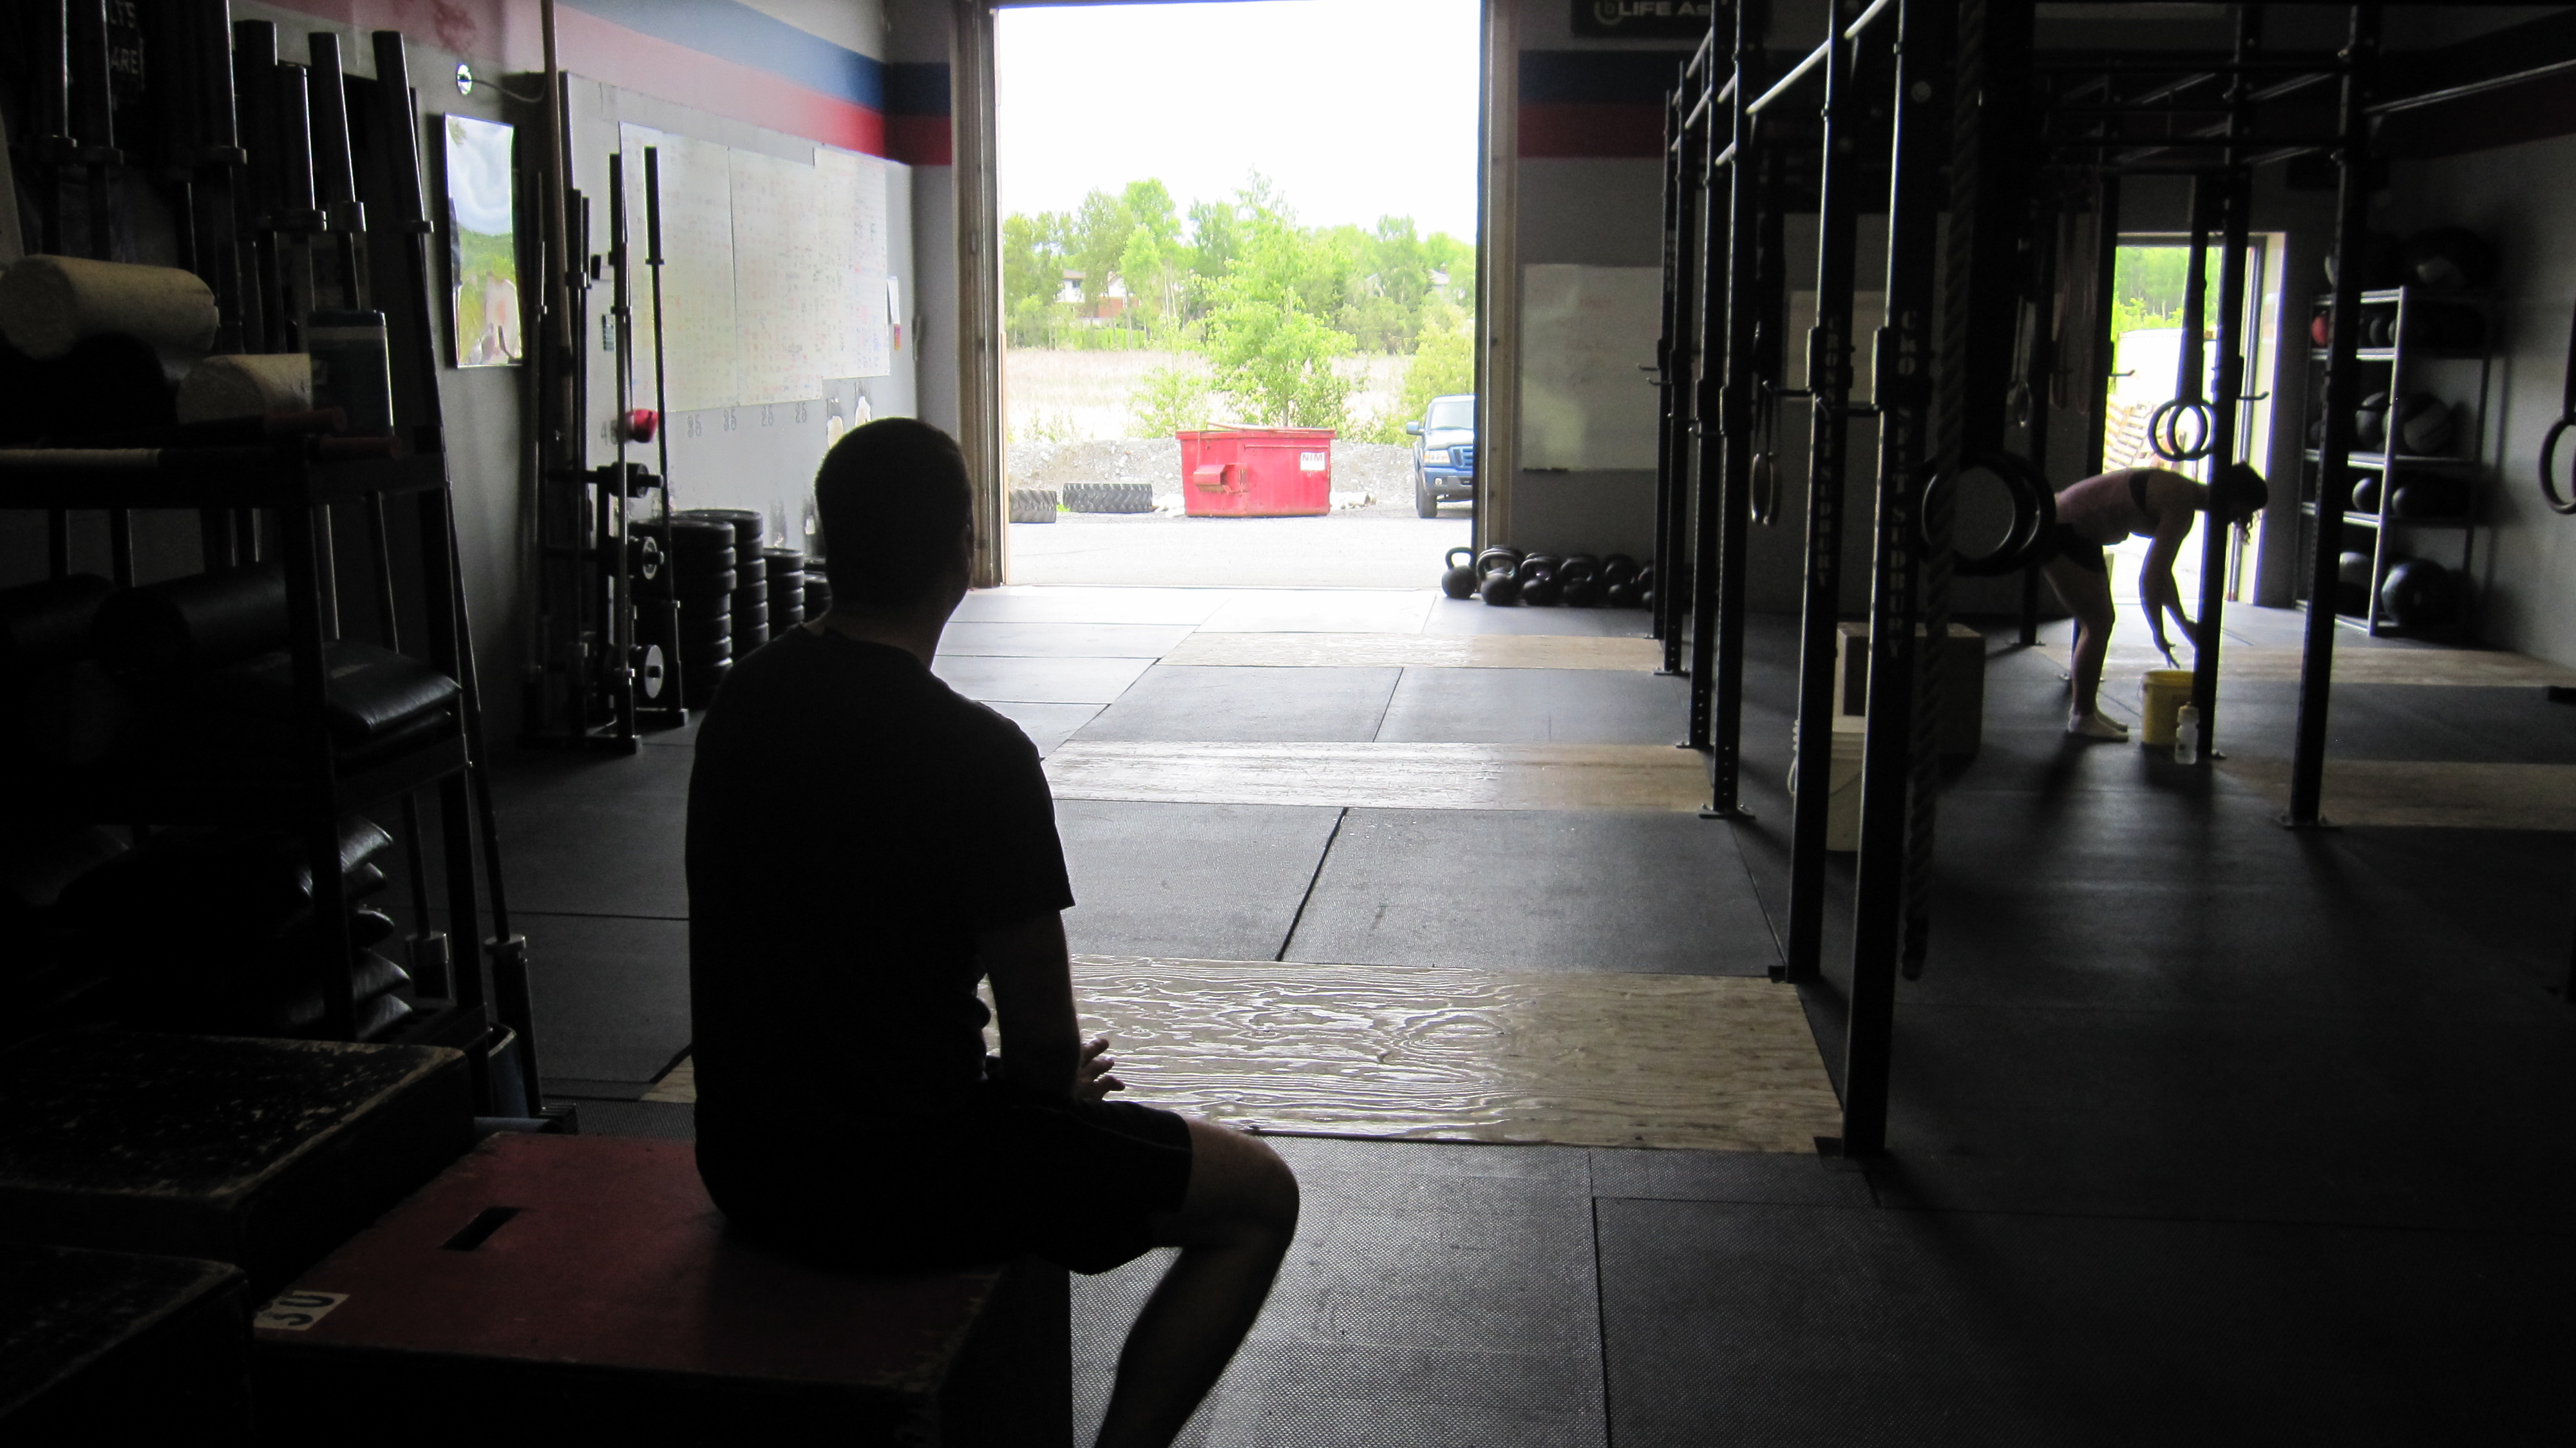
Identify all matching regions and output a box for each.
[563,0,884,110]
[886,62,951,117]
[1519,50,1696,106]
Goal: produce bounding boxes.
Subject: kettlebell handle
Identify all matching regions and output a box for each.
[1446,546,1475,569]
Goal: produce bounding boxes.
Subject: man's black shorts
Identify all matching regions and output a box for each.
[2047,523,2108,574]
[699,1084,1194,1276]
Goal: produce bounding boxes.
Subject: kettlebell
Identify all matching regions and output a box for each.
[1603,581,1640,609]
[1476,546,1524,580]
[1440,547,1479,599]
[1558,555,1602,607]
[1479,570,1522,606]
[1601,553,1640,588]
[1520,574,1564,606]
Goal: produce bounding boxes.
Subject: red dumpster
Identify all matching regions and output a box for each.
[1177,427,1335,517]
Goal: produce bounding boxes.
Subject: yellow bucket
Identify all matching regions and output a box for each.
[2139,669,2194,747]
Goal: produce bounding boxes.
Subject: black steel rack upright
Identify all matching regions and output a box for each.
[1,19,544,1114]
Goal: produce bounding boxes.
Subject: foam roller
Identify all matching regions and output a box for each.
[176,353,314,423]
[94,565,290,675]
[0,256,219,360]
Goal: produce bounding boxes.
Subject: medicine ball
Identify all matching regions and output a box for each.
[2391,477,2469,519]
[2351,474,2382,515]
[2324,231,2408,291]
[2309,311,2331,347]
[2335,550,2374,614]
[2354,392,2391,451]
[2401,227,2495,291]
[1440,547,1478,599]
[2362,307,2397,348]
[2393,393,2456,455]
[2307,412,2327,446]
[2378,557,2458,627]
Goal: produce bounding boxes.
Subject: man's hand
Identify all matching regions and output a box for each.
[1076,1036,1124,1101]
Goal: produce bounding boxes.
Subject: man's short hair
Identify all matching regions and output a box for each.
[2214,462,2269,522]
[813,418,972,609]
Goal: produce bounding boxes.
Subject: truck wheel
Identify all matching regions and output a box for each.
[1415,470,1438,518]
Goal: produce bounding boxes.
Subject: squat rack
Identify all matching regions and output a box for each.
[1652,1,2450,1157]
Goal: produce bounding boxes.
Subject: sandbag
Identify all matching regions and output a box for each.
[192,640,460,744]
[0,256,218,360]
[94,565,290,675]
[0,575,113,673]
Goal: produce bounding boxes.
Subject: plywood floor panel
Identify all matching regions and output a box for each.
[1044,741,1712,812]
[643,957,1837,1153]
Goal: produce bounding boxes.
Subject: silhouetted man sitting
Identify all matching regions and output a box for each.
[687,419,1297,1448]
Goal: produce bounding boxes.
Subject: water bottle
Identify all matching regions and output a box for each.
[2174,703,2201,765]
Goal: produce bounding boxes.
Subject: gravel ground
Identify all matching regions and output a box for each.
[1005,511,1472,587]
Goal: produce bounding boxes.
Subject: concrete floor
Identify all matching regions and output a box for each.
[509,588,2576,1446]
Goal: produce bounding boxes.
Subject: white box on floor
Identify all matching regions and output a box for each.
[1832,622,1985,756]
[1786,714,1869,852]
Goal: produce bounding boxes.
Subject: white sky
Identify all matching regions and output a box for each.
[996,1,1481,241]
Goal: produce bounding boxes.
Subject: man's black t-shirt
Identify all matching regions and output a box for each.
[685,625,1073,1155]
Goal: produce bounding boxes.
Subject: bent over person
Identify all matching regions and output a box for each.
[2039,463,2268,739]
[687,419,1298,1448]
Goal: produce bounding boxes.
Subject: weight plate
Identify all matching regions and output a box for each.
[734,604,772,628]
[677,568,739,596]
[732,579,770,605]
[636,643,667,700]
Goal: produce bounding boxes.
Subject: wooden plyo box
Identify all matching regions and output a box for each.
[1833,622,1988,756]
[254,1134,1073,1445]
[0,1030,472,1295]
[0,1243,249,1435]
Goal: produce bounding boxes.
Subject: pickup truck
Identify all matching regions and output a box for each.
[1404,394,1476,518]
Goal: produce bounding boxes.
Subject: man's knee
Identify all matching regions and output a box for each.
[1173,1119,1299,1246]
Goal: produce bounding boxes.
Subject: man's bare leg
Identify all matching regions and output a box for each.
[2045,559,2127,739]
[1094,1119,1299,1448]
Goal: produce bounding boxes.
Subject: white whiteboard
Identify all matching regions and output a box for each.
[1520,264,1663,471]
[618,126,737,413]
[607,124,894,417]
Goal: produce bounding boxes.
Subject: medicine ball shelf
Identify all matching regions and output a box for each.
[2296,280,2493,638]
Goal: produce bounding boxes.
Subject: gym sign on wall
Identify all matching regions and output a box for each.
[1573,1,1716,40]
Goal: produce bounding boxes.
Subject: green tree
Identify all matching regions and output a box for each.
[1200,185,1356,428]
[1127,363,1218,437]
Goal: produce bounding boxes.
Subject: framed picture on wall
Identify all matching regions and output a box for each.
[442,114,523,367]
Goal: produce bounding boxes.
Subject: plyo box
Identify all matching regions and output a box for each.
[0,1030,472,1295]
[254,1134,1072,1444]
[1833,622,1987,756]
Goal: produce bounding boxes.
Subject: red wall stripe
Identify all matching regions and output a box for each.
[886,114,954,168]
[1519,102,1665,160]
[553,6,884,155]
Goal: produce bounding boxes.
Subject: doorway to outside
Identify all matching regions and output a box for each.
[2097,235,2281,614]
[992,0,1480,587]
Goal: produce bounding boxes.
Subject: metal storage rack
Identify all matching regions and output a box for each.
[2297,284,2492,636]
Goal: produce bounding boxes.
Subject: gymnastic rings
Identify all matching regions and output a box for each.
[1922,451,2060,578]
[2147,398,2217,462]
[2541,417,2576,516]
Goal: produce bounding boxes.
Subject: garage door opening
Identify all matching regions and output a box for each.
[993,0,1481,587]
